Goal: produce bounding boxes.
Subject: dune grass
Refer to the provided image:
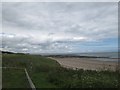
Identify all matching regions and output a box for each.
[2,53,120,88]
[2,68,30,88]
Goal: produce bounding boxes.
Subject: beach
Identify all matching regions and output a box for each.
[49,57,118,71]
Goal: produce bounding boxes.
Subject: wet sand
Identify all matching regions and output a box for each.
[49,57,118,71]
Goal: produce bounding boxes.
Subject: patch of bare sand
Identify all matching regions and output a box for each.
[49,57,118,71]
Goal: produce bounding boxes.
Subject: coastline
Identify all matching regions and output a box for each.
[49,57,118,71]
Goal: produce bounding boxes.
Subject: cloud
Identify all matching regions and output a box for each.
[1,2,118,53]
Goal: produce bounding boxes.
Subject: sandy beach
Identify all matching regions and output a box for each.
[49,57,118,71]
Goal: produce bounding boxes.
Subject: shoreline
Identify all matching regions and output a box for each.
[49,57,118,71]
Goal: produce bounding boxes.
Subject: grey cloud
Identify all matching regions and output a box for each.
[2,33,71,53]
[2,2,118,53]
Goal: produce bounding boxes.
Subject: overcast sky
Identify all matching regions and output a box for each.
[1,2,118,54]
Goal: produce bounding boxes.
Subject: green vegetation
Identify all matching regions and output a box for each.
[2,68,30,88]
[2,53,120,88]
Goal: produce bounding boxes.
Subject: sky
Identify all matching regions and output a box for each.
[1,2,118,54]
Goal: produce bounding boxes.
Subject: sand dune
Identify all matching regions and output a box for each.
[49,57,118,71]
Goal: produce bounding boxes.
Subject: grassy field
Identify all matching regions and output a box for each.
[2,68,30,88]
[2,53,120,88]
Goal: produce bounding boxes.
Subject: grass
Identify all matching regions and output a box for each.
[2,54,59,88]
[2,53,120,88]
[2,68,30,88]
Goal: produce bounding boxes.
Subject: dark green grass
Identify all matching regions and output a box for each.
[2,68,30,88]
[2,54,59,88]
[2,53,120,88]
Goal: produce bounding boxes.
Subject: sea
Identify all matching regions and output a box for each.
[42,52,119,62]
[78,52,118,58]
[76,52,119,62]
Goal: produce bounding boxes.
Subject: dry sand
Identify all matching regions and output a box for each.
[49,57,118,71]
